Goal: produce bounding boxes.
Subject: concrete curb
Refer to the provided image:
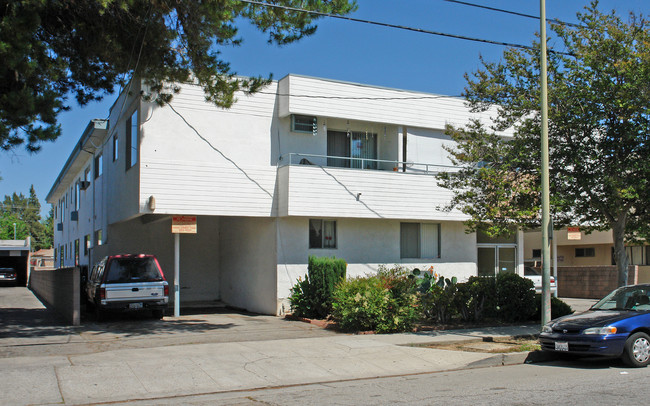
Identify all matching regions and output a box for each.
[466,350,557,369]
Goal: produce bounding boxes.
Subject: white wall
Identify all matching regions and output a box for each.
[405,127,457,167]
[278,75,511,136]
[219,217,278,314]
[278,165,467,221]
[276,217,477,312]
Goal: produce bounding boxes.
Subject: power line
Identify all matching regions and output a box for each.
[238,0,573,56]
[442,0,584,28]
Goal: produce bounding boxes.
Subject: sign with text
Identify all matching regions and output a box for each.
[172,216,197,234]
[567,226,581,240]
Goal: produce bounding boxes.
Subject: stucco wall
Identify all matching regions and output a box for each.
[29,267,80,326]
[219,217,278,315]
[276,217,477,312]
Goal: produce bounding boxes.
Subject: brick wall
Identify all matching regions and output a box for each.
[557,265,639,299]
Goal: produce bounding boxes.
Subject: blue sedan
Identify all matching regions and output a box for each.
[539,284,650,367]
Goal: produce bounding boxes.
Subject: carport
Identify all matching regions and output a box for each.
[0,239,31,286]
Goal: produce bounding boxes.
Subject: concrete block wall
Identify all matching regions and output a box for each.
[557,266,638,299]
[29,267,80,326]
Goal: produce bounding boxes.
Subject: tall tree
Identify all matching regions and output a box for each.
[0,0,356,152]
[0,185,50,249]
[438,2,650,286]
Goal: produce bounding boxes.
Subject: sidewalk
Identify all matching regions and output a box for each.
[0,323,540,405]
[0,287,562,405]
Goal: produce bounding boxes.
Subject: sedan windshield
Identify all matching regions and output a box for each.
[592,286,650,311]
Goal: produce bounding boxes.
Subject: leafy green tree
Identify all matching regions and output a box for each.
[0,185,51,249]
[439,2,650,286]
[0,212,28,240]
[1,0,356,152]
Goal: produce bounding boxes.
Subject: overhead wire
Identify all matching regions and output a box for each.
[442,0,585,28]
[237,0,573,56]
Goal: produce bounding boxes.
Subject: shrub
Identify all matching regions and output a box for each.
[535,295,574,320]
[289,256,347,318]
[420,276,458,324]
[495,273,536,322]
[332,266,419,333]
[453,276,496,322]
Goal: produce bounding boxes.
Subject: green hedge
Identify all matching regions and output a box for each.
[289,256,347,319]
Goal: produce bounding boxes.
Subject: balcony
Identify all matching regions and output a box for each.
[276,153,467,221]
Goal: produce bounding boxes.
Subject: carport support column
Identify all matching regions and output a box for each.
[174,233,180,317]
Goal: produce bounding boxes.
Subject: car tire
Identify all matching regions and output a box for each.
[152,309,164,319]
[622,332,650,367]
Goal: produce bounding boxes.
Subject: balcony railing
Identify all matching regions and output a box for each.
[277,153,459,175]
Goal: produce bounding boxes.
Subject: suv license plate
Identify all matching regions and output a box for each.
[555,341,569,351]
[129,303,143,310]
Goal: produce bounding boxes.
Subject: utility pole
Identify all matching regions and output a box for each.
[539,0,552,325]
[13,222,17,240]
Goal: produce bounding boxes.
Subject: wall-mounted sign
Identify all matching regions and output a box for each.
[567,226,581,240]
[172,216,197,234]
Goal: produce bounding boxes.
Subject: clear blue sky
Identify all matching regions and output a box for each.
[0,0,645,215]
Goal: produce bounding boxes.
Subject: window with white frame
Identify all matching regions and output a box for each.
[400,223,441,259]
[309,219,337,249]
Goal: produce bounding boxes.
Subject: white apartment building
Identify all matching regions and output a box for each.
[46,74,523,315]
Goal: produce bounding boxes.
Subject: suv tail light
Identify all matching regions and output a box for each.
[164,285,169,297]
[99,287,106,300]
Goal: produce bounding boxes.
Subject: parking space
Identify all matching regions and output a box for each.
[0,287,337,359]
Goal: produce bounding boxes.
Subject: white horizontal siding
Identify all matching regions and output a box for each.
[281,165,468,221]
[278,75,510,135]
[140,159,277,217]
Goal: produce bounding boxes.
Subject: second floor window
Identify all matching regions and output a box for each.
[126,110,139,169]
[113,134,119,161]
[94,153,103,178]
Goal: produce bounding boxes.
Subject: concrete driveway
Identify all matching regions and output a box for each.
[0,286,336,359]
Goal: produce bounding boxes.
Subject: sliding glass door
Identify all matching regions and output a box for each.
[327,130,377,169]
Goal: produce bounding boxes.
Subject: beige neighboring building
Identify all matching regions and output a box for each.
[524,228,650,283]
[30,249,55,270]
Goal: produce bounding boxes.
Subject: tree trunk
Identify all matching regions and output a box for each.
[612,215,629,287]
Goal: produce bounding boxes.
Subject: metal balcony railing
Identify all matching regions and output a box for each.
[277,153,459,175]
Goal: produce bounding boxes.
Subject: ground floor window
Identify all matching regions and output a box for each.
[400,223,440,258]
[74,239,80,266]
[309,219,337,249]
[84,235,91,255]
[575,247,595,258]
[95,229,103,246]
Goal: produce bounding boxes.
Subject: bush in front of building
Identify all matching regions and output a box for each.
[331,266,419,333]
[289,256,347,319]
[534,295,574,320]
[453,276,496,322]
[495,272,537,322]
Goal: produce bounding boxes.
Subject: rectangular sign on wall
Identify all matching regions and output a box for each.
[172,216,197,234]
[567,226,581,240]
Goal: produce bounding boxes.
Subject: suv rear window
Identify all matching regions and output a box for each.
[104,257,163,283]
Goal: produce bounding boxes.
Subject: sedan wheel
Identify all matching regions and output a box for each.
[623,332,650,367]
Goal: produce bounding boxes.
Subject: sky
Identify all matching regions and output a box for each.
[0,0,646,216]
